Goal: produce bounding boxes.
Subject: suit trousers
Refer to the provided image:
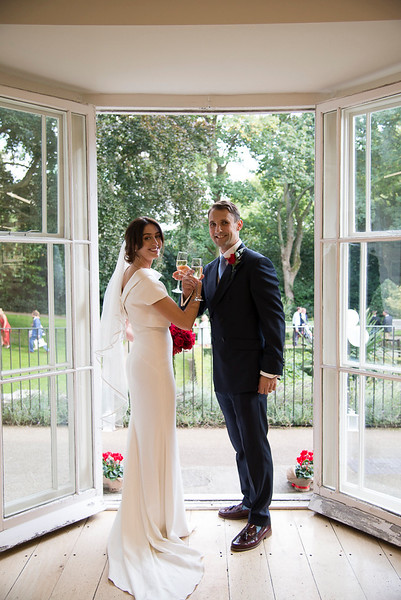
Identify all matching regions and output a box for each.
[216,390,273,527]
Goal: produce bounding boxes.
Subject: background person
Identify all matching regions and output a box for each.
[382,310,393,337]
[197,313,211,346]
[300,307,313,342]
[0,308,11,348]
[292,306,302,346]
[29,310,48,352]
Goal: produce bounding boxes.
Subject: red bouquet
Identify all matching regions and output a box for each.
[169,324,196,355]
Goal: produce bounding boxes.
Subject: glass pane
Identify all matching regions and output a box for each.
[0,242,50,369]
[0,106,42,233]
[344,373,360,486]
[342,374,401,513]
[371,105,401,232]
[54,244,68,365]
[47,117,59,234]
[76,369,93,491]
[322,369,337,489]
[347,243,362,363]
[2,373,75,517]
[72,113,88,240]
[0,104,61,234]
[323,111,338,238]
[322,243,337,365]
[74,244,91,368]
[56,373,75,490]
[354,114,366,232]
[366,240,401,374]
[0,243,73,373]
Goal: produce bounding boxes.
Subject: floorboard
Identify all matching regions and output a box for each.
[1,509,401,600]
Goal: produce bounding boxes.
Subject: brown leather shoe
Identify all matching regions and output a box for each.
[231,523,272,552]
[218,503,249,520]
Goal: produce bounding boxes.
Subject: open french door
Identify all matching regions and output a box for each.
[0,86,103,550]
[311,82,401,546]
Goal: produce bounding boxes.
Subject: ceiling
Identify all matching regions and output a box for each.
[0,1,401,107]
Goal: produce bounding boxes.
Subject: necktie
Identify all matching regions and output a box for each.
[218,255,227,281]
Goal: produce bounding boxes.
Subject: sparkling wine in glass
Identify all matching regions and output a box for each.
[173,251,188,293]
[191,258,203,301]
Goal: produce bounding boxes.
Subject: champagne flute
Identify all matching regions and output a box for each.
[173,251,188,293]
[191,258,203,301]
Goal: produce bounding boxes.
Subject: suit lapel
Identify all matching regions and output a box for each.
[210,263,232,311]
[207,259,219,299]
[209,245,247,312]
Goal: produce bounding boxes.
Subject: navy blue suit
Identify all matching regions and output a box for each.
[200,245,285,526]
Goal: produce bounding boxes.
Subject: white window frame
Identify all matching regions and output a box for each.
[311,81,401,546]
[0,85,103,550]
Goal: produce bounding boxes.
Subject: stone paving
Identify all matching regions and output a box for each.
[102,426,314,496]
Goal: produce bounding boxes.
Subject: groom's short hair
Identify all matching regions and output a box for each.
[208,200,241,222]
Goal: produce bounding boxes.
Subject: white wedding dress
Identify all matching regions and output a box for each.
[107,268,203,599]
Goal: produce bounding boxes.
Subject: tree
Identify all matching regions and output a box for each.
[202,115,248,205]
[244,113,315,306]
[0,106,60,313]
[96,112,316,309]
[96,114,211,301]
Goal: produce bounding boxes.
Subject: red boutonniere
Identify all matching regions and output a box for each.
[227,247,245,276]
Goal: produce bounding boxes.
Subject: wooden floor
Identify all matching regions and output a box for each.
[1,508,401,600]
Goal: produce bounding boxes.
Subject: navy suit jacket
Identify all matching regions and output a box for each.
[200,246,285,395]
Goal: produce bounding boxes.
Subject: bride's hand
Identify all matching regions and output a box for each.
[181,271,195,297]
[172,267,192,281]
[184,273,203,299]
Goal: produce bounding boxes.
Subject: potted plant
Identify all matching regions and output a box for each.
[287,449,314,491]
[102,451,124,492]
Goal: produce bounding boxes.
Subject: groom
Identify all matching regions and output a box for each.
[183,200,285,551]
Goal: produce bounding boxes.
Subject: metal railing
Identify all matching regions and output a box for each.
[2,324,400,427]
[174,324,314,427]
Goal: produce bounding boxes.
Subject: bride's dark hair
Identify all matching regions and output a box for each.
[124,217,164,264]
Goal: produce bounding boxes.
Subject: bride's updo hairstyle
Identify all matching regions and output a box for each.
[124,216,164,264]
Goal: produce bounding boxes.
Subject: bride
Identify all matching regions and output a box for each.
[99,216,203,599]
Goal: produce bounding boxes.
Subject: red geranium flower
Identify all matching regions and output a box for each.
[295,449,314,479]
[102,451,124,480]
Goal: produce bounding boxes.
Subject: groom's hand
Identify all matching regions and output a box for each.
[258,374,278,395]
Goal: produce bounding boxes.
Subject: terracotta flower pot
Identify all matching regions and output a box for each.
[103,476,123,493]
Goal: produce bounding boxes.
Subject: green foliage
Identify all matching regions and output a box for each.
[0,243,51,314]
[386,286,401,318]
[4,329,400,429]
[176,394,225,427]
[96,112,316,310]
[370,278,401,318]
[235,113,315,306]
[1,107,317,316]
[0,106,61,313]
[96,114,211,304]
[2,392,68,426]
[202,115,250,202]
[367,106,401,232]
[0,106,42,232]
